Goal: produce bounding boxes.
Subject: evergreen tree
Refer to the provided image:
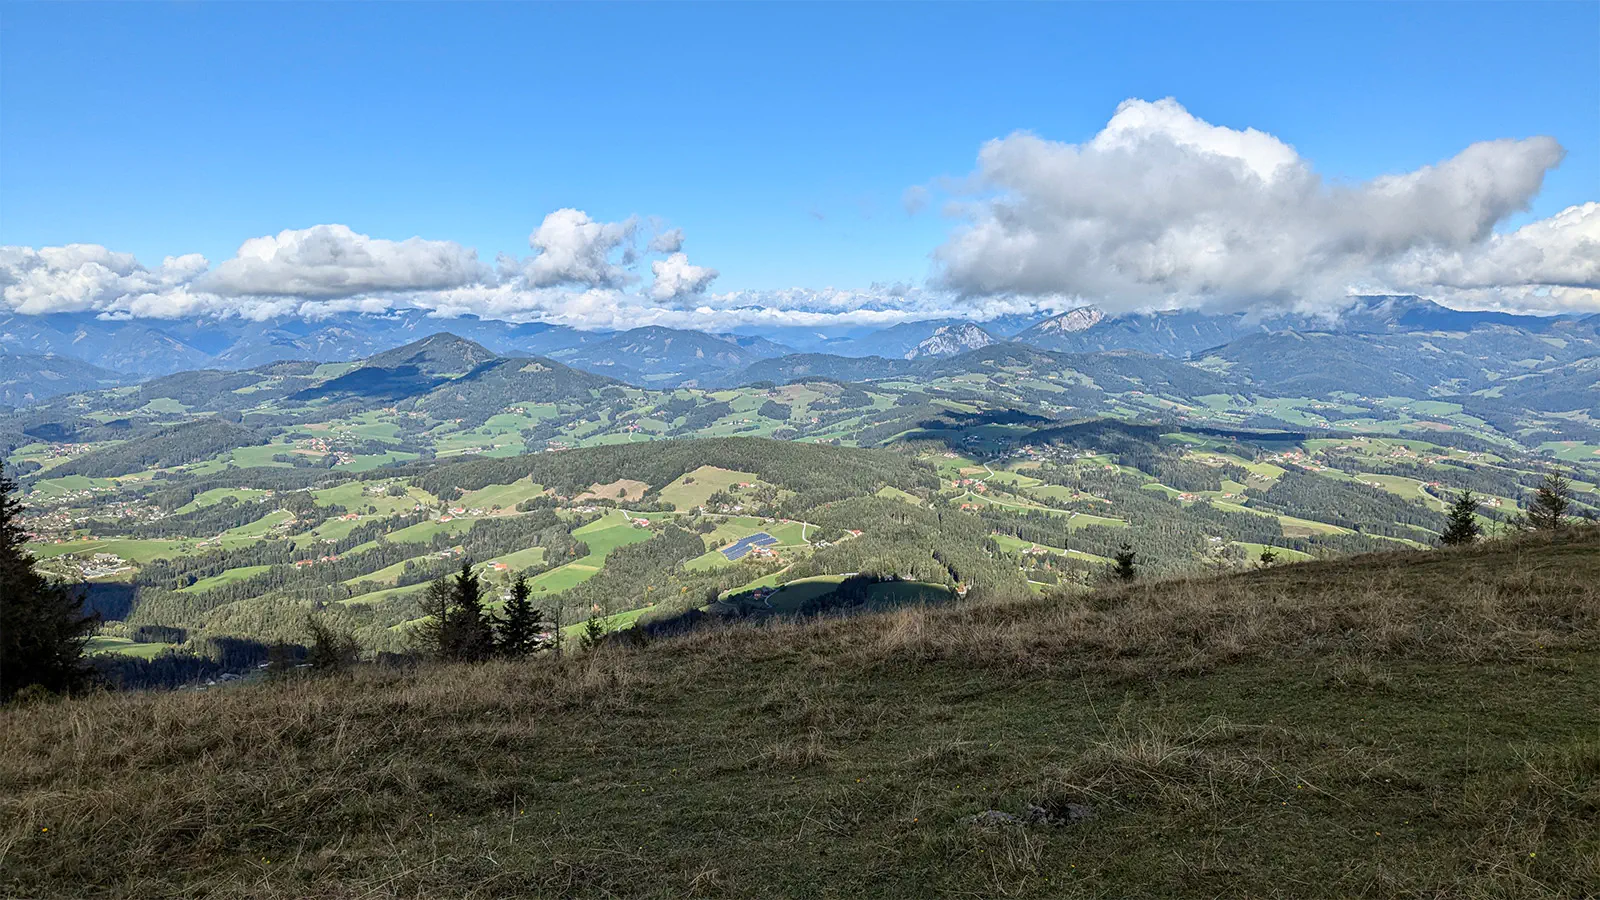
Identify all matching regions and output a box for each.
[1258,548,1278,567]
[304,616,359,673]
[265,641,299,677]
[579,612,608,652]
[444,560,496,662]
[1527,472,1572,532]
[412,577,453,659]
[1,465,97,701]
[1439,490,1483,546]
[1111,543,1137,582]
[412,563,494,662]
[497,574,541,657]
[550,599,565,659]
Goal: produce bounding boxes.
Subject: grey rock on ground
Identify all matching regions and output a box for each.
[966,803,1093,827]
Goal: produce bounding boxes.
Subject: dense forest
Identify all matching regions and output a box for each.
[46,419,267,479]
[417,437,941,512]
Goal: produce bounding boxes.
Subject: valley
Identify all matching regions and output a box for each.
[4,309,1596,682]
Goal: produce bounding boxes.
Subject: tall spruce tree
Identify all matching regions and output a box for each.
[497,574,541,657]
[579,612,608,652]
[413,577,453,660]
[1440,490,1483,546]
[1527,472,1572,532]
[1,465,97,701]
[445,560,496,662]
[1111,543,1138,582]
[305,615,359,673]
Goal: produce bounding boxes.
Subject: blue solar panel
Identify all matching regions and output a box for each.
[722,532,778,560]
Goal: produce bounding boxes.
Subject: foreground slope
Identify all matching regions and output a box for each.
[4,531,1600,898]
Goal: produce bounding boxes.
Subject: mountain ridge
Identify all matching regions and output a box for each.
[3,295,1592,392]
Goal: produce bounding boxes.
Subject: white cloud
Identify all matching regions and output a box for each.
[1,225,489,319]
[404,278,1051,334]
[197,224,486,299]
[6,159,1593,336]
[518,208,638,289]
[1372,201,1600,314]
[649,253,719,300]
[647,227,685,254]
[1090,97,1300,182]
[0,244,207,316]
[932,97,1575,313]
[1383,201,1599,291]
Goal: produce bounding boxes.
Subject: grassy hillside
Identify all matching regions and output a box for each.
[4,530,1598,898]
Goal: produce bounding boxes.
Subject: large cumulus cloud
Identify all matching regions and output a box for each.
[649,253,719,300]
[931,98,1588,313]
[1375,201,1600,312]
[196,225,487,299]
[515,209,638,289]
[0,244,207,316]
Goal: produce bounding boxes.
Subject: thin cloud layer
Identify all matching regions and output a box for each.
[931,97,1587,313]
[414,281,1036,332]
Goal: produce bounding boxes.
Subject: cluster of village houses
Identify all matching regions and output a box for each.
[297,436,357,466]
[436,505,490,523]
[78,552,132,579]
[20,492,146,540]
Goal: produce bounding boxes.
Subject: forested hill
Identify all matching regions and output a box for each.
[417,437,941,511]
[7,323,1599,469]
[0,351,127,406]
[290,334,513,403]
[411,355,624,424]
[42,419,267,479]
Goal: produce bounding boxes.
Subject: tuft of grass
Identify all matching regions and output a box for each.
[751,728,837,771]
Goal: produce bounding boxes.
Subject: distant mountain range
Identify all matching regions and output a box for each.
[2,296,1596,407]
[0,309,606,380]
[546,326,792,386]
[0,351,127,407]
[904,323,999,359]
[6,311,1597,472]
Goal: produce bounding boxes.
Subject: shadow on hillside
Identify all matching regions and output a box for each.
[290,365,446,402]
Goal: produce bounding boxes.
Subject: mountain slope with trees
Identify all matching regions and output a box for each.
[0,352,127,406]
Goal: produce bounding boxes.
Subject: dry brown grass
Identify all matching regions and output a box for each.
[826,529,1600,676]
[0,646,657,894]
[2,530,1598,898]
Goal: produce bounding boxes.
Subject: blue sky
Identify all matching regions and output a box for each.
[2,2,1596,324]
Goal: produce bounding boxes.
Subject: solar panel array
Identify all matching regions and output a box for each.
[721,532,778,560]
